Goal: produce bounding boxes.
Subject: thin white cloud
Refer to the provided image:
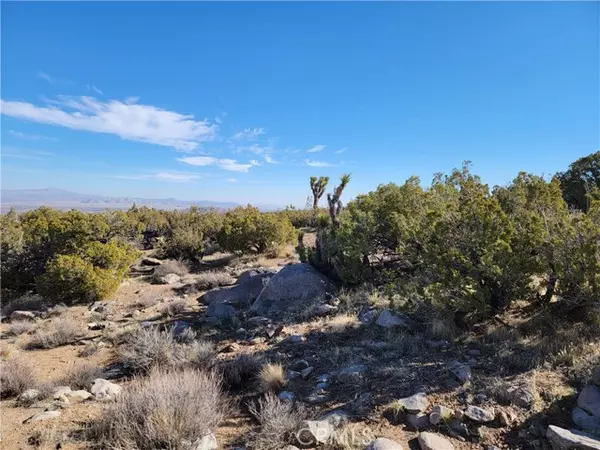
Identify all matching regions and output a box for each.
[304,159,335,167]
[1,146,54,160]
[232,127,265,141]
[87,85,104,95]
[1,96,217,151]
[111,171,201,182]
[8,130,57,141]
[37,71,73,86]
[226,178,238,183]
[334,147,347,154]
[250,159,262,166]
[264,155,276,164]
[178,156,253,173]
[237,143,270,155]
[307,144,325,153]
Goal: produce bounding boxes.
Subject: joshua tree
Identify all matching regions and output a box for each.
[327,174,351,229]
[309,176,329,211]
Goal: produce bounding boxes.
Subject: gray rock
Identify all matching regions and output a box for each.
[141,257,162,266]
[17,389,42,405]
[313,304,338,317]
[53,394,70,408]
[297,419,334,445]
[320,409,351,427]
[407,412,430,429]
[251,263,336,318]
[338,364,368,380]
[199,274,269,307]
[285,334,306,344]
[87,322,106,331]
[573,407,600,437]
[464,405,495,423]
[376,309,410,328]
[236,268,277,285]
[287,370,302,381]
[366,438,404,450]
[417,432,455,450]
[279,391,296,402]
[592,367,600,386]
[158,273,181,285]
[91,378,122,401]
[247,316,270,326]
[191,433,217,450]
[502,380,535,409]
[52,386,72,398]
[546,425,600,449]
[429,405,453,425]
[10,310,36,322]
[579,385,600,418]
[23,410,61,423]
[360,309,378,324]
[448,361,472,383]
[206,302,238,319]
[498,410,512,427]
[289,359,310,371]
[396,392,429,414]
[300,367,314,380]
[448,419,469,438]
[67,390,93,400]
[306,392,330,404]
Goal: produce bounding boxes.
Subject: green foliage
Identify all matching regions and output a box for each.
[218,206,296,254]
[309,176,329,210]
[557,151,600,212]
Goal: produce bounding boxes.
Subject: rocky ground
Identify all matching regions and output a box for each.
[1,247,600,450]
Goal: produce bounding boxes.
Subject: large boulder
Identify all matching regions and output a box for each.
[206,302,238,319]
[90,379,122,401]
[546,425,600,450]
[579,385,600,418]
[237,268,277,285]
[199,271,273,307]
[250,263,336,318]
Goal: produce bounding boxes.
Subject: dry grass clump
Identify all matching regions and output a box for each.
[258,362,287,393]
[319,314,361,333]
[9,320,37,336]
[0,357,37,399]
[118,327,183,373]
[26,317,82,349]
[248,393,307,450]
[78,342,101,357]
[42,303,68,318]
[195,271,236,290]
[2,293,45,316]
[90,368,225,450]
[118,327,216,374]
[221,353,263,390]
[61,362,103,390]
[161,299,188,317]
[152,259,189,282]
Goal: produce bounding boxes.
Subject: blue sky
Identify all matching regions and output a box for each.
[1,1,598,207]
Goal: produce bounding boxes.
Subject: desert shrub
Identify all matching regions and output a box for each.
[152,259,189,282]
[248,393,307,450]
[78,342,100,357]
[1,293,45,316]
[0,357,36,398]
[161,299,188,317]
[9,321,37,336]
[221,353,263,390]
[62,362,103,390]
[557,151,600,212]
[90,368,225,450]
[160,226,205,260]
[187,340,218,370]
[26,317,83,349]
[118,327,183,373]
[258,363,287,393]
[195,271,236,290]
[42,303,68,318]
[218,206,296,254]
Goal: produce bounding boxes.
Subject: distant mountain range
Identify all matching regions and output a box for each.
[0,188,247,213]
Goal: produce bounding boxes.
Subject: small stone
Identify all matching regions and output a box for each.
[498,410,512,427]
[317,374,330,383]
[448,420,469,438]
[158,273,181,285]
[297,419,334,445]
[300,367,314,379]
[320,409,351,427]
[52,386,72,398]
[10,310,36,322]
[23,410,61,424]
[306,392,329,404]
[448,361,471,383]
[359,309,378,324]
[289,359,310,371]
[407,412,429,429]
[338,364,368,380]
[67,390,92,400]
[53,394,70,408]
[453,410,464,420]
[467,349,481,356]
[579,385,600,418]
[465,405,495,423]
[141,257,162,266]
[546,425,600,450]
[476,394,487,404]
[502,380,535,409]
[376,309,410,328]
[286,334,305,343]
[313,304,338,317]
[429,405,453,425]
[287,370,302,381]
[279,391,296,402]
[396,392,430,414]
[87,322,106,331]
[366,438,404,450]
[417,432,455,450]
[316,382,329,390]
[17,389,42,406]
[191,433,217,450]
[90,378,122,401]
